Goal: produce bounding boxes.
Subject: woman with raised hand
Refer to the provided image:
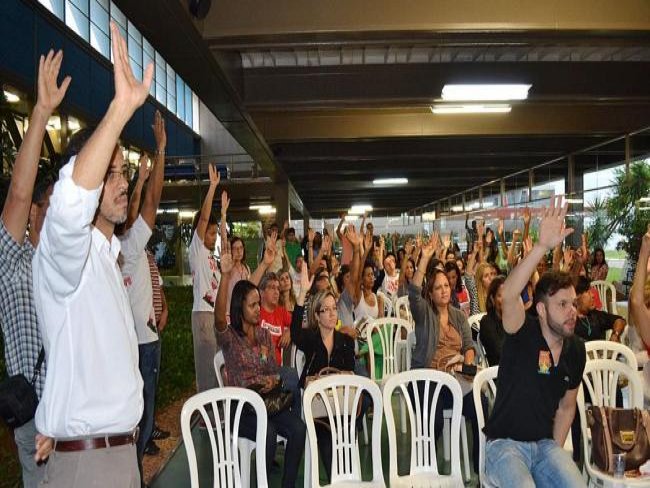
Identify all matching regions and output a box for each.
[214,239,305,488]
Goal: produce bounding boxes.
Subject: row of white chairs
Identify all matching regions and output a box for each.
[181,368,469,487]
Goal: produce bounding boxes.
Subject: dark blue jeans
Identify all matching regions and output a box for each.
[137,341,161,464]
[239,407,306,488]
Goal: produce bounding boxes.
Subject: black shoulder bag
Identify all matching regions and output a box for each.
[0,347,45,428]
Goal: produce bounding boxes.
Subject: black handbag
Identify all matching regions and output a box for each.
[248,382,293,417]
[0,348,45,428]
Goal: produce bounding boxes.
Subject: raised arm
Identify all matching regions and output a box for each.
[522,207,531,243]
[140,111,166,228]
[309,234,331,277]
[336,213,346,242]
[219,190,230,250]
[250,230,276,285]
[72,23,152,190]
[195,164,220,241]
[125,155,149,229]
[2,50,70,243]
[214,238,233,332]
[508,229,521,269]
[502,196,573,334]
[412,236,437,289]
[345,225,362,295]
[631,226,650,347]
[497,219,509,259]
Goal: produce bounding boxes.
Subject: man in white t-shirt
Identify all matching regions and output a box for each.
[119,110,166,478]
[189,164,221,393]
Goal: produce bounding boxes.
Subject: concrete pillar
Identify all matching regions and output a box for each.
[566,154,584,248]
[273,182,290,227]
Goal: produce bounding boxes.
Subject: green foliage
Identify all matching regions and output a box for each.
[157,286,196,409]
[585,197,610,249]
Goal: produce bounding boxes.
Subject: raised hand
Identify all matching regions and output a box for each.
[137,154,150,182]
[220,238,233,274]
[523,236,533,256]
[152,110,166,149]
[36,50,71,115]
[322,234,332,253]
[220,190,230,214]
[363,230,373,253]
[208,163,220,187]
[110,22,153,116]
[308,228,315,243]
[498,219,504,236]
[443,233,451,249]
[421,236,437,260]
[263,230,277,265]
[404,239,415,256]
[537,195,574,250]
[523,207,531,226]
[299,260,314,292]
[344,224,360,247]
[477,220,485,238]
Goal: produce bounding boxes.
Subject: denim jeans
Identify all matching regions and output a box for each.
[14,418,45,487]
[136,340,161,475]
[279,366,301,414]
[238,407,306,488]
[485,438,586,488]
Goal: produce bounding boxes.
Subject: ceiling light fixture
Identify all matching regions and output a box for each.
[179,210,196,219]
[349,204,373,215]
[4,90,20,103]
[258,207,276,215]
[422,211,436,221]
[249,204,272,210]
[441,83,532,101]
[373,177,408,186]
[565,198,584,204]
[431,104,511,114]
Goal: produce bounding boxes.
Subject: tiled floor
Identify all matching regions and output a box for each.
[150,400,479,487]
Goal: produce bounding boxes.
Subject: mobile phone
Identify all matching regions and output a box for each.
[461,364,477,376]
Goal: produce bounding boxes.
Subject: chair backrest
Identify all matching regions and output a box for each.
[366,317,413,381]
[214,351,225,388]
[384,370,463,483]
[475,332,489,368]
[376,290,394,317]
[295,349,305,379]
[394,295,414,325]
[577,359,644,480]
[473,366,498,487]
[591,280,617,314]
[180,387,268,488]
[468,313,486,333]
[303,374,384,486]
[585,340,638,371]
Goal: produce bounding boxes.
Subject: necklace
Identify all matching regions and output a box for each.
[579,316,592,337]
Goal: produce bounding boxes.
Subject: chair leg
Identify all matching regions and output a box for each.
[239,443,251,488]
[443,416,451,462]
[362,414,369,445]
[399,394,407,434]
[460,417,470,483]
[304,435,311,488]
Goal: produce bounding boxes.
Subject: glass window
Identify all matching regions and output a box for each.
[109,1,127,60]
[192,92,200,133]
[155,51,166,105]
[176,76,185,121]
[89,0,109,57]
[185,83,192,127]
[143,40,155,97]
[65,1,90,41]
[166,65,176,111]
[39,0,65,19]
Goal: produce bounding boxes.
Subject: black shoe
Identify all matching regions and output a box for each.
[144,440,160,456]
[151,426,170,440]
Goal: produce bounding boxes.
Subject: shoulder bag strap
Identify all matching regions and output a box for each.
[30,347,45,385]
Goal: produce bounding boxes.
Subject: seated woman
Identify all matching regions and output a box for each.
[479,276,507,365]
[214,241,305,488]
[445,260,471,316]
[409,238,481,473]
[290,266,357,482]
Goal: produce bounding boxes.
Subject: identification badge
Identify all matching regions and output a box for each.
[538,350,552,375]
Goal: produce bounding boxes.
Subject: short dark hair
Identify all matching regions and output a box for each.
[533,271,575,309]
[444,260,463,293]
[486,275,507,316]
[62,126,97,165]
[575,276,591,295]
[230,280,259,337]
[384,252,396,263]
[335,264,351,292]
[192,210,219,231]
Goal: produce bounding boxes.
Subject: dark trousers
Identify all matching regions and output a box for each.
[408,380,484,473]
[239,408,306,488]
[136,340,161,483]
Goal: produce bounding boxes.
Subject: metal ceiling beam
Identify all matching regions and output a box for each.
[252,103,650,141]
[201,0,650,39]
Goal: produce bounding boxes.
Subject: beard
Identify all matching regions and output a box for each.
[546,312,576,339]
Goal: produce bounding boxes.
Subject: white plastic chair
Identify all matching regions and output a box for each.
[367,317,412,434]
[180,387,268,488]
[383,370,464,487]
[473,366,499,488]
[394,295,414,326]
[577,359,646,487]
[303,374,385,487]
[591,280,618,315]
[467,312,486,332]
[376,290,394,318]
[214,350,226,387]
[585,340,638,371]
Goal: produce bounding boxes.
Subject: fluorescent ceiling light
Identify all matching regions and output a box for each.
[157,208,179,214]
[258,207,276,215]
[441,84,531,101]
[349,204,373,215]
[422,211,436,221]
[179,210,195,219]
[4,90,19,103]
[451,205,464,212]
[431,104,511,114]
[565,198,583,204]
[249,204,272,210]
[373,177,408,186]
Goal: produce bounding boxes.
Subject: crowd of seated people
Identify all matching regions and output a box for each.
[6,26,650,488]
